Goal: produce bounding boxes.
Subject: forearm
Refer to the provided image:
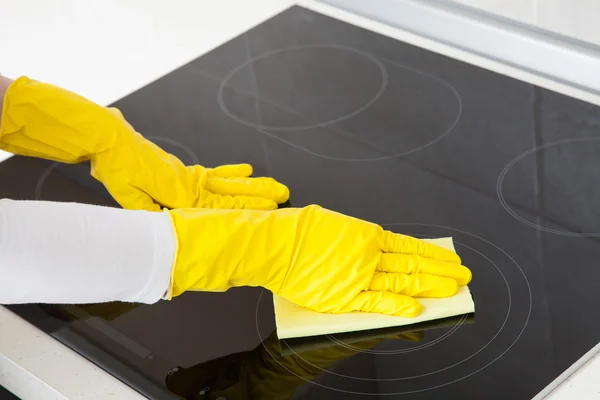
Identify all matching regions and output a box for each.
[0,199,176,304]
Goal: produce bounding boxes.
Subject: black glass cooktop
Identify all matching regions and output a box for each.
[5,6,600,399]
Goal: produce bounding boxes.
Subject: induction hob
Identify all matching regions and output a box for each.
[5,5,600,399]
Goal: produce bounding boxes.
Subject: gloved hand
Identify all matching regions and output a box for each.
[168,205,471,317]
[0,76,289,211]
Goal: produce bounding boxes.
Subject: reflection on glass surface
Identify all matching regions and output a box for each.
[165,316,473,400]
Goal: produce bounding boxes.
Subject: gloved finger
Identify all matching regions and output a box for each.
[343,291,423,317]
[377,254,472,286]
[200,192,278,210]
[369,272,459,298]
[206,176,290,204]
[209,163,253,178]
[379,230,461,264]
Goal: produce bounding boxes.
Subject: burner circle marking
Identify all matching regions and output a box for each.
[497,137,600,237]
[255,224,532,395]
[218,44,388,132]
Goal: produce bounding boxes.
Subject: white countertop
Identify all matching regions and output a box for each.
[2,0,600,398]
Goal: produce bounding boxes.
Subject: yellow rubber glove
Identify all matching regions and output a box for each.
[0,76,289,211]
[168,205,472,317]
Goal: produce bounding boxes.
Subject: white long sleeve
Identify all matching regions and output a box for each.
[0,199,176,304]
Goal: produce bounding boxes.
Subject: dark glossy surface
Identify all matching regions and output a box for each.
[6,5,600,399]
[0,385,19,400]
